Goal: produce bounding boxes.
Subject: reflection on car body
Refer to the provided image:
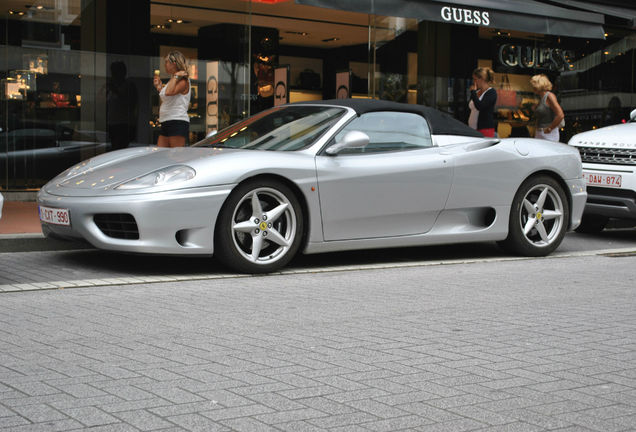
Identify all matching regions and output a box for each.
[38,99,586,273]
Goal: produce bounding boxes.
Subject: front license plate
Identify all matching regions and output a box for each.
[583,172,622,188]
[39,206,71,226]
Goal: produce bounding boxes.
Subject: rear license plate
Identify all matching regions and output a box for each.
[39,206,71,226]
[583,172,622,188]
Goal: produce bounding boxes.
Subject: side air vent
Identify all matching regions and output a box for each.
[94,214,139,240]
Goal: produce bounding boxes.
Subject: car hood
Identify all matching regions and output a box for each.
[48,146,240,191]
[41,146,316,197]
[568,122,636,149]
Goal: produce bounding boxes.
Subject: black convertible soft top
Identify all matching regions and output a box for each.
[296,99,484,138]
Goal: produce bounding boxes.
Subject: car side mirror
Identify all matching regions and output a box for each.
[630,109,636,122]
[325,130,370,155]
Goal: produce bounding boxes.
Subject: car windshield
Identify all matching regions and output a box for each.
[193,105,347,151]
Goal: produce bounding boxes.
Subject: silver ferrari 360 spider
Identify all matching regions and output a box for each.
[38,99,586,273]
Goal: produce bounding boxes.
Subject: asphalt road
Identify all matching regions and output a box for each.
[0,226,635,290]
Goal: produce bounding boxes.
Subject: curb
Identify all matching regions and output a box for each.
[0,234,93,253]
[1,246,635,294]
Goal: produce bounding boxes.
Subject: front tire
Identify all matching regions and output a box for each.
[215,179,303,273]
[498,175,569,256]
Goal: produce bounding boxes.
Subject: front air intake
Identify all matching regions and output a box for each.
[94,214,139,240]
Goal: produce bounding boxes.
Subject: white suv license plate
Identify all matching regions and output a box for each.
[39,206,71,226]
[583,172,622,188]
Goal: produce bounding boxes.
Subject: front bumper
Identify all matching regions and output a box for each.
[580,163,636,220]
[585,187,636,220]
[566,177,587,231]
[38,185,233,254]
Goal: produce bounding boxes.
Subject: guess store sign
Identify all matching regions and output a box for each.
[498,43,575,72]
[440,6,491,26]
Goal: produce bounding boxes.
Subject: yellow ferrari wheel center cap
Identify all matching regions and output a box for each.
[536,212,542,220]
[259,221,268,230]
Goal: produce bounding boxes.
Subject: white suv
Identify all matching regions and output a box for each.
[568,109,636,232]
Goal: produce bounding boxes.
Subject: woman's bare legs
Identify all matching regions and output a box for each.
[167,136,186,147]
[157,135,186,147]
[157,135,170,147]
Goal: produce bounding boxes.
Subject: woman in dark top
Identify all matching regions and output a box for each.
[468,67,497,137]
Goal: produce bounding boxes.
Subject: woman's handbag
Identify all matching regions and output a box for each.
[496,74,518,108]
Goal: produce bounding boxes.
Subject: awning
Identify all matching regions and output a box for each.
[295,0,606,39]
[544,0,636,29]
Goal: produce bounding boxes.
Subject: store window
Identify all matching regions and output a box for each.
[1,2,97,190]
[3,0,634,192]
[149,1,420,143]
[1,0,422,191]
[473,26,636,141]
[370,16,419,104]
[150,1,252,144]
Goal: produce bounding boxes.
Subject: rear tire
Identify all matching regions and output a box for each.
[214,179,303,273]
[498,175,569,257]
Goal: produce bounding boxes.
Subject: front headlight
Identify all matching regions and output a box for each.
[115,165,196,190]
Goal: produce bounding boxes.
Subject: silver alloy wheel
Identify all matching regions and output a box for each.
[230,187,297,265]
[518,183,564,247]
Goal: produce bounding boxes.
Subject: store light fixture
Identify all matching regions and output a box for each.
[9,10,26,15]
[492,29,510,37]
[321,37,340,42]
[249,0,292,4]
[166,7,190,25]
[24,4,55,11]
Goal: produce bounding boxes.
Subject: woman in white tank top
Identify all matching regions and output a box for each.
[153,51,190,147]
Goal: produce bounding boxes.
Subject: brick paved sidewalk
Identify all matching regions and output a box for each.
[1,256,636,431]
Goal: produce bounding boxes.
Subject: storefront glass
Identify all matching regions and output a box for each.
[473,25,636,141]
[1,0,635,192]
[149,1,251,143]
[1,2,105,190]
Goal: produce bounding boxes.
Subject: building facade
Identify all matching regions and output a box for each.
[1,0,635,191]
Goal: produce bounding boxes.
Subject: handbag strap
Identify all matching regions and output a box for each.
[500,74,511,90]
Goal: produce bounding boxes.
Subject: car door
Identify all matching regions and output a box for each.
[315,111,454,241]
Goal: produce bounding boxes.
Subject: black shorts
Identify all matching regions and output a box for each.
[160,120,189,138]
